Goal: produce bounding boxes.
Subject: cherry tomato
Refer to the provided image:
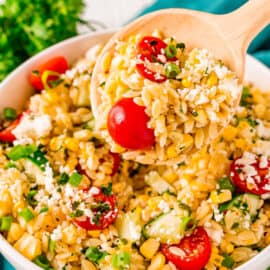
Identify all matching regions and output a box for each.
[110,152,120,176]
[107,98,155,150]
[230,154,270,195]
[136,36,168,83]
[30,56,69,91]
[0,114,23,143]
[161,227,211,270]
[74,186,118,231]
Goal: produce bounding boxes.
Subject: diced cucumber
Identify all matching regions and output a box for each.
[145,171,175,194]
[115,212,142,243]
[142,211,190,244]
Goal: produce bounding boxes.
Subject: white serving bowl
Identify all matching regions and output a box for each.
[0,29,270,270]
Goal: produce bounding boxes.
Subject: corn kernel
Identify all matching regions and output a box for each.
[235,139,247,149]
[64,137,79,152]
[49,137,63,151]
[62,224,77,245]
[7,223,24,243]
[166,145,178,159]
[182,78,191,88]
[210,190,232,204]
[0,190,13,217]
[207,72,218,87]
[88,230,101,238]
[222,125,238,141]
[180,134,194,149]
[163,171,178,184]
[220,240,234,254]
[147,252,166,270]
[140,239,160,259]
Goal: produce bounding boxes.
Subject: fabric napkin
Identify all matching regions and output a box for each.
[1,1,270,270]
[136,0,270,67]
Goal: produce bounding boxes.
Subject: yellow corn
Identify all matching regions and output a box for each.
[210,190,232,204]
[62,224,77,245]
[222,125,238,141]
[166,145,178,159]
[220,240,234,254]
[0,190,13,217]
[140,239,160,259]
[235,138,247,149]
[7,223,24,243]
[207,72,218,87]
[14,233,42,260]
[182,78,191,88]
[64,137,79,152]
[147,252,166,270]
[163,171,178,184]
[88,230,101,238]
[49,137,63,151]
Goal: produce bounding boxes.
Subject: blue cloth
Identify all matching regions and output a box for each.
[1,1,270,270]
[136,0,270,67]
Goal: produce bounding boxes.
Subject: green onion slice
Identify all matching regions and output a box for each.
[19,208,34,222]
[68,172,82,187]
[41,70,61,91]
[112,251,131,269]
[165,63,180,78]
[165,44,177,59]
[0,216,12,231]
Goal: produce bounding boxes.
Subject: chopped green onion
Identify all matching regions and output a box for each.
[101,182,112,196]
[68,172,82,187]
[165,44,177,59]
[28,149,48,170]
[33,254,53,270]
[222,254,235,268]
[26,189,38,207]
[40,207,48,213]
[240,86,252,107]
[218,177,235,192]
[165,63,180,78]
[50,78,64,88]
[7,144,37,161]
[85,246,107,264]
[4,162,17,169]
[69,209,84,218]
[176,42,185,50]
[41,70,61,91]
[48,238,55,253]
[58,172,69,185]
[19,208,34,222]
[112,251,131,269]
[0,216,12,231]
[3,107,17,121]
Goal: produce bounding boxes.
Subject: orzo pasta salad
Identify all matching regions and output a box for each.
[0,44,270,270]
[93,32,242,165]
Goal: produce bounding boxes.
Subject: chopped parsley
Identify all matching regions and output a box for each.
[217,177,235,192]
[91,202,111,213]
[101,182,112,196]
[57,172,69,185]
[69,209,84,218]
[240,86,252,107]
[25,188,38,207]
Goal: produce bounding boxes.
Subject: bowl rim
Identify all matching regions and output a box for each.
[0,28,270,270]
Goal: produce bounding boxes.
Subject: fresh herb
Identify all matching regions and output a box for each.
[34,254,53,270]
[28,149,48,170]
[234,116,258,128]
[26,188,38,207]
[72,201,80,210]
[163,190,177,196]
[92,214,101,225]
[217,177,235,192]
[99,81,106,87]
[7,144,37,161]
[3,107,17,120]
[192,111,198,117]
[222,254,235,268]
[240,86,252,106]
[177,161,186,167]
[19,208,34,222]
[0,216,12,231]
[85,246,107,264]
[101,182,112,196]
[112,251,131,269]
[231,222,239,229]
[69,209,84,218]
[176,42,185,51]
[40,207,48,213]
[91,202,111,213]
[50,78,64,88]
[165,63,180,78]
[0,0,87,82]
[57,172,69,185]
[68,172,82,187]
[4,162,17,169]
[165,44,177,59]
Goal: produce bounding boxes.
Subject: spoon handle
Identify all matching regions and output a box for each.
[219,0,270,52]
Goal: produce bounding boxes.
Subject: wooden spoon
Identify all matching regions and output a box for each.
[91,0,270,117]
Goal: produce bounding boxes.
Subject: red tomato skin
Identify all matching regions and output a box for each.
[230,156,270,195]
[0,115,23,143]
[136,62,167,83]
[107,98,155,150]
[137,36,167,56]
[161,227,211,270]
[75,188,118,231]
[30,56,69,91]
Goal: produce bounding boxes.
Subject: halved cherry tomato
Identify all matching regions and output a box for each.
[107,98,155,150]
[230,154,270,195]
[136,36,168,83]
[161,227,211,270]
[0,114,23,143]
[74,186,118,230]
[30,56,69,91]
